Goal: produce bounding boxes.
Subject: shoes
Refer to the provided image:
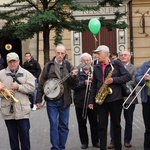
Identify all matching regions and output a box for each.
[93,142,100,148]
[107,143,115,149]
[124,142,132,148]
[32,104,37,111]
[81,144,88,149]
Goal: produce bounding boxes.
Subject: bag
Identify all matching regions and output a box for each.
[122,83,133,97]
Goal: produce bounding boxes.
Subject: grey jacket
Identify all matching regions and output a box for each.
[124,63,138,104]
[0,66,35,120]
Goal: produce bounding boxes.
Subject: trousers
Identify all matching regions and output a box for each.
[5,119,30,150]
[110,104,135,144]
[142,96,150,150]
[46,100,70,150]
[75,107,99,145]
[97,100,123,150]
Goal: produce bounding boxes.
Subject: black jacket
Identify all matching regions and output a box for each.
[73,68,92,107]
[89,59,132,105]
[23,57,41,79]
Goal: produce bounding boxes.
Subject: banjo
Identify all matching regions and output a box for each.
[43,62,86,100]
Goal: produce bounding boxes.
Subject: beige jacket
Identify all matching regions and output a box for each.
[0,66,35,120]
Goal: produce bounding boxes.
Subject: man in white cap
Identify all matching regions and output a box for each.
[0,52,35,150]
[88,45,132,150]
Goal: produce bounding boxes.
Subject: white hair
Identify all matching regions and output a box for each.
[80,52,92,62]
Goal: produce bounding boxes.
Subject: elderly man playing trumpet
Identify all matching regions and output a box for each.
[73,52,100,149]
[0,52,35,150]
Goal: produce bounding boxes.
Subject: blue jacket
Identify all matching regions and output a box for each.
[135,61,150,103]
[89,59,132,104]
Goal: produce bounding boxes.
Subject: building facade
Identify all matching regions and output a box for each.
[0,0,150,68]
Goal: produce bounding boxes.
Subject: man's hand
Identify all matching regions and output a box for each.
[71,68,78,77]
[88,104,93,109]
[144,74,150,80]
[0,82,6,91]
[11,83,19,90]
[85,79,92,85]
[37,103,42,109]
[105,77,113,85]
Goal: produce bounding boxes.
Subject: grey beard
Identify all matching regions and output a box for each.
[83,64,91,70]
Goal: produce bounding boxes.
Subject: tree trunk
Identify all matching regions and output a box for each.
[43,24,50,64]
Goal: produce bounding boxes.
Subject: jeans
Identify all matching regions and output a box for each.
[5,119,30,150]
[33,79,37,105]
[46,100,70,150]
[110,104,135,144]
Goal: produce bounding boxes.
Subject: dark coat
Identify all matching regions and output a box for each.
[0,58,5,70]
[89,59,132,105]
[73,68,92,107]
[36,58,78,107]
[22,57,41,79]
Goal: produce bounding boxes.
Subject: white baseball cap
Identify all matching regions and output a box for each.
[93,45,110,53]
[7,52,19,63]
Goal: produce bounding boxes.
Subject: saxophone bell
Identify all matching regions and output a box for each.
[107,87,113,94]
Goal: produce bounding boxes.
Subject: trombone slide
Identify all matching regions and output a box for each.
[123,67,150,109]
[82,73,92,119]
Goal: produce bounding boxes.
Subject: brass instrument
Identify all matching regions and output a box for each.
[1,88,19,103]
[82,72,92,119]
[123,68,150,109]
[95,63,114,105]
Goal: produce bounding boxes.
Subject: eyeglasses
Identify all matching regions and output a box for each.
[120,54,129,57]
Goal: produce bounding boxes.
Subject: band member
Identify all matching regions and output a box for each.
[73,53,100,149]
[0,52,35,150]
[108,50,138,149]
[88,45,132,150]
[36,44,78,150]
[135,60,150,150]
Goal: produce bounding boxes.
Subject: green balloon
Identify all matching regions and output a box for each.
[88,18,101,35]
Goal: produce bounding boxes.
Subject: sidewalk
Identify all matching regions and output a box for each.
[0,103,145,150]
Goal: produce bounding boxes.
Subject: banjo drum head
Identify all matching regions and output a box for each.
[44,79,63,100]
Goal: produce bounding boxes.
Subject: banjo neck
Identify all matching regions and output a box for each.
[58,62,86,84]
[43,62,86,100]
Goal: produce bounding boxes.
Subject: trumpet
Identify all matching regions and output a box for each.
[123,68,150,109]
[1,88,19,103]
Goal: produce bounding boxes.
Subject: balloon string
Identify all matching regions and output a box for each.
[93,35,98,42]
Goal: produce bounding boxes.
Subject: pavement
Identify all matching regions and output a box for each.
[0,103,145,150]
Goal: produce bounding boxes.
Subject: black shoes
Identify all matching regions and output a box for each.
[81,142,100,149]
[93,142,100,148]
[124,142,132,148]
[107,143,115,149]
[81,144,88,149]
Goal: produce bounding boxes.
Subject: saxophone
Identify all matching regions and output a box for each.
[95,63,114,105]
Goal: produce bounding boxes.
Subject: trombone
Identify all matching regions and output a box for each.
[123,68,150,110]
[82,72,92,119]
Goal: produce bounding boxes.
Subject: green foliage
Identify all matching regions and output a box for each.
[0,0,128,63]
